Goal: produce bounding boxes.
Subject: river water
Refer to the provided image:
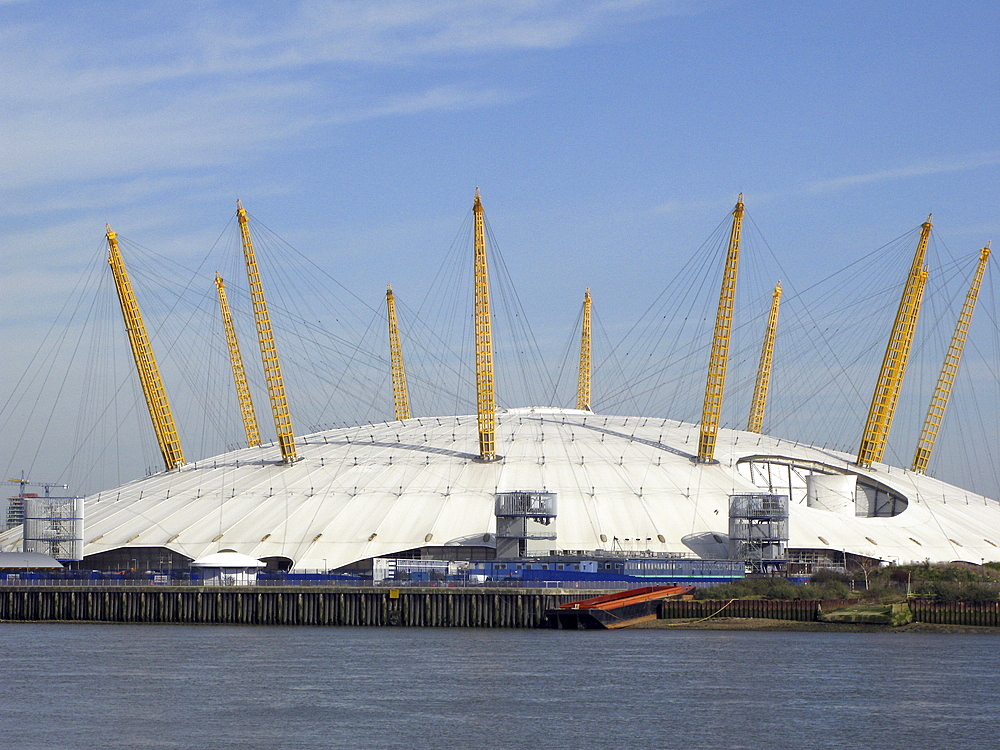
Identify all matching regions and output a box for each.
[1,624,997,750]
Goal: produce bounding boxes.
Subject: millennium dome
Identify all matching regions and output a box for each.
[2,407,998,571]
[2,195,997,572]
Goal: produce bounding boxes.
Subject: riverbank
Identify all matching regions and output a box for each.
[638,617,999,634]
[2,585,998,629]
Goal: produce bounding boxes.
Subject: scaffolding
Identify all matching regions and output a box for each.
[728,493,788,574]
[22,496,84,561]
[494,491,558,558]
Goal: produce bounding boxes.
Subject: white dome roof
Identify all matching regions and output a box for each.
[2,407,998,569]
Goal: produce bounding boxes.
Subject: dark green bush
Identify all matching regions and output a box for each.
[810,569,851,584]
[914,580,999,603]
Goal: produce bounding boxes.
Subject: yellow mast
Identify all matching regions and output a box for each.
[236,200,297,463]
[857,216,932,468]
[576,288,592,411]
[697,194,744,463]
[106,225,185,471]
[911,243,991,473]
[747,281,782,433]
[386,284,411,421]
[215,273,261,448]
[472,189,498,461]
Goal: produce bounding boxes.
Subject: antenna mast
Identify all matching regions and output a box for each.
[215,273,261,448]
[857,216,932,468]
[473,189,498,461]
[236,200,297,463]
[747,281,782,433]
[577,288,592,411]
[911,243,990,473]
[386,284,411,421]
[698,195,744,463]
[106,225,185,471]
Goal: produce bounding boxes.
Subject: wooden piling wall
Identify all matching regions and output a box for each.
[909,600,1000,626]
[659,599,820,621]
[0,586,592,628]
[4,588,997,628]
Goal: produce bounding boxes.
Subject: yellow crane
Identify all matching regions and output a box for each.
[106,225,185,471]
[385,284,411,421]
[472,189,498,461]
[698,195,744,463]
[856,216,932,468]
[236,200,297,464]
[747,281,782,433]
[215,273,261,448]
[911,243,991,473]
[577,288,592,411]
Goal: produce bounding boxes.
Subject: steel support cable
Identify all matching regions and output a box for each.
[621,222,730,414]
[749,216,916,440]
[0,241,110,430]
[396,296,477,406]
[125,260,233,458]
[767,229,925,446]
[547,302,585,408]
[596,243,719,414]
[17,251,109,483]
[591,307,642,414]
[412,211,477,415]
[481,214,554,406]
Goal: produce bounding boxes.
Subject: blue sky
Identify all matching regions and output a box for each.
[2,1,998,495]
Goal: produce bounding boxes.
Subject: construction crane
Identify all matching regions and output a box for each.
[385,284,411,421]
[747,281,782,433]
[236,200,298,464]
[911,243,991,473]
[577,288,592,411]
[856,216,932,468]
[215,273,261,448]
[698,195,744,463]
[7,474,68,497]
[472,188,499,461]
[106,224,186,471]
[5,474,68,530]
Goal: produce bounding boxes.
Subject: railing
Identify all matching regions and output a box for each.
[0,575,633,590]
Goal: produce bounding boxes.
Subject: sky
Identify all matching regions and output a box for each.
[1,0,998,497]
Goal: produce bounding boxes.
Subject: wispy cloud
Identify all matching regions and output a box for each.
[0,1,683,205]
[807,152,1000,192]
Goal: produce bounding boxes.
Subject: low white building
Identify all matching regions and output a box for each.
[191,550,265,585]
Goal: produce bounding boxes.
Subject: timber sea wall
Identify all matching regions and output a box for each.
[0,585,594,628]
[661,598,1000,627]
[3,586,999,628]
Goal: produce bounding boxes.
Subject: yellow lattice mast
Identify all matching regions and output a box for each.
[106,225,185,471]
[697,194,744,463]
[385,284,411,421]
[472,189,498,461]
[911,243,991,473]
[236,200,297,463]
[577,288,592,411]
[856,216,932,468]
[215,273,261,448]
[747,281,782,433]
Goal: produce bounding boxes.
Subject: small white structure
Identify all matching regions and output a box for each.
[191,550,264,586]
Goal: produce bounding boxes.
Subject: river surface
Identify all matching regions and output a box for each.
[1,624,997,750]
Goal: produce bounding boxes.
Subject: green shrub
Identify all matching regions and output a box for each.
[914,580,999,603]
[810,569,851,584]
